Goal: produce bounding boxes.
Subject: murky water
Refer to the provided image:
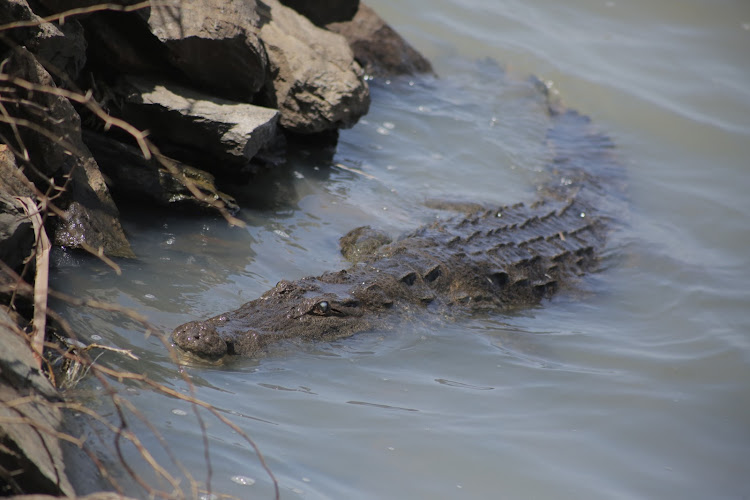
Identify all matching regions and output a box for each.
[51,1,749,498]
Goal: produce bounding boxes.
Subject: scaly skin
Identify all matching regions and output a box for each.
[172,105,624,360]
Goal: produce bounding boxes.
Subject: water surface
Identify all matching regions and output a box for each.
[52,1,750,498]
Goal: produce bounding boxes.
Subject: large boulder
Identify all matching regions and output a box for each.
[0,309,74,497]
[327,2,434,77]
[0,0,86,82]
[117,77,280,174]
[143,0,269,101]
[1,47,134,258]
[36,0,268,102]
[258,0,370,133]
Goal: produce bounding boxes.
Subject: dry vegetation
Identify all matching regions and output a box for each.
[0,3,275,498]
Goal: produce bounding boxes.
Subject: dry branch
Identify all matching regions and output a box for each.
[14,196,50,368]
[0,2,279,497]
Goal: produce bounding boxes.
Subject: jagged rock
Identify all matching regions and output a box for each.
[0,145,35,198]
[279,0,359,26]
[0,147,35,272]
[36,0,372,135]
[0,189,34,271]
[117,77,279,174]
[83,131,240,213]
[0,309,74,497]
[0,47,134,258]
[0,0,86,82]
[259,0,370,133]
[327,2,433,77]
[144,0,269,101]
[37,0,268,102]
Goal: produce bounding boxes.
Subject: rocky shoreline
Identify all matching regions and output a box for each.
[0,0,431,496]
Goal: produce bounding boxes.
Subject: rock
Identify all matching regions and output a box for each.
[0,47,134,258]
[38,0,268,102]
[0,0,86,82]
[279,0,359,26]
[0,309,74,497]
[0,145,35,198]
[143,0,269,101]
[83,131,240,213]
[0,307,141,499]
[117,77,280,174]
[258,0,370,133]
[0,194,34,272]
[327,2,433,77]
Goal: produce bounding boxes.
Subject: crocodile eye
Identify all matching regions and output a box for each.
[313,301,330,315]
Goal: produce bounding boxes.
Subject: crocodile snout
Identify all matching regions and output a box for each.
[171,321,228,359]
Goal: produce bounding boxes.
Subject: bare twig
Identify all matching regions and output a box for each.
[334,162,380,181]
[0,3,278,496]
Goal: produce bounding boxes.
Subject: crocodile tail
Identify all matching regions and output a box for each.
[542,106,628,220]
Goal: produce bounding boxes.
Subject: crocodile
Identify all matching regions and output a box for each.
[172,101,624,360]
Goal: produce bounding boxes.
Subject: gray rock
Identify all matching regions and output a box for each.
[144,0,268,101]
[0,47,134,258]
[0,146,35,198]
[327,2,434,77]
[0,0,86,82]
[37,0,268,102]
[118,77,279,172]
[279,0,359,26]
[0,188,34,271]
[259,0,370,133]
[0,148,35,271]
[0,309,74,497]
[83,131,240,213]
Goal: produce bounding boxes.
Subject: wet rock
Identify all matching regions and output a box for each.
[0,309,74,497]
[279,0,359,26]
[0,0,86,82]
[327,2,434,77]
[0,47,134,258]
[83,131,239,213]
[259,0,370,133]
[118,77,279,173]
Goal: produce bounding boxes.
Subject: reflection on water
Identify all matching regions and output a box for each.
[51,0,749,498]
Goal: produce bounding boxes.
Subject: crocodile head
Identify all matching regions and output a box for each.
[172,271,396,360]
